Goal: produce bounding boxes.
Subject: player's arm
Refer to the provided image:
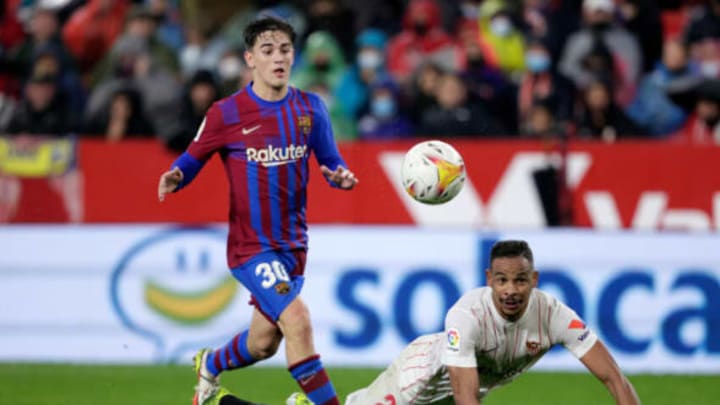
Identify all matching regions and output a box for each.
[308,94,358,190]
[580,341,640,405]
[158,106,225,201]
[443,306,483,404]
[448,366,481,405]
[549,300,640,405]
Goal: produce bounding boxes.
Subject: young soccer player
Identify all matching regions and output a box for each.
[157,16,357,405]
[288,240,640,405]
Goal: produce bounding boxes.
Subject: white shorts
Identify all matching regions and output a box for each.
[344,334,454,405]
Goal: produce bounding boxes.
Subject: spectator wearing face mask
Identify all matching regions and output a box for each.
[477,0,526,82]
[385,0,461,85]
[358,78,413,139]
[335,28,392,120]
[518,38,574,129]
[291,31,347,94]
[216,49,252,97]
[559,0,642,98]
[179,21,228,81]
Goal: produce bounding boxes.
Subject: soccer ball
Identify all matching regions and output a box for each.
[401,140,466,205]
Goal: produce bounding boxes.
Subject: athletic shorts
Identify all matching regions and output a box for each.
[231,249,306,323]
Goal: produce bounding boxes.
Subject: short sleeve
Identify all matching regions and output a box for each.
[186,102,227,162]
[549,301,598,359]
[442,308,482,368]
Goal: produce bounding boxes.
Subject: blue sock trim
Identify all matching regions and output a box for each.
[205,352,219,376]
[238,330,255,363]
[307,383,337,404]
[289,356,321,379]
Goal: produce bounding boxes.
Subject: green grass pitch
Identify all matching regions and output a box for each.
[0,364,716,404]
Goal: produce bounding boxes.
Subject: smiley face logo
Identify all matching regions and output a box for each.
[110,227,251,362]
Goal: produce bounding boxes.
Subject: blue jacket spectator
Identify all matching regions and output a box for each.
[358,77,413,139]
[336,28,392,119]
[627,40,702,136]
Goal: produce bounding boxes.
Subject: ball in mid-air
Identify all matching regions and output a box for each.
[401,140,466,205]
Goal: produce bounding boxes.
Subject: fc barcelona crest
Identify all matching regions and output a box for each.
[298,115,312,135]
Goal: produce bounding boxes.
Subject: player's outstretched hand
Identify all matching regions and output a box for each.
[321,165,358,190]
[158,167,184,201]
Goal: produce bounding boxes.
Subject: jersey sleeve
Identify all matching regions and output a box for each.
[186,102,227,162]
[548,300,598,359]
[307,94,347,182]
[442,307,482,368]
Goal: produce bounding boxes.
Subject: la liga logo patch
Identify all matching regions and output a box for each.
[447,328,461,351]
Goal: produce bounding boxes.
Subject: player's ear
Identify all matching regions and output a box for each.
[485,269,492,286]
[244,50,254,69]
[532,270,539,287]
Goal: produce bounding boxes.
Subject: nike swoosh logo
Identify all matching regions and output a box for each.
[242,125,261,135]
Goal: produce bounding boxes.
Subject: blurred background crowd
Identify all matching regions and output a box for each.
[1,0,720,152]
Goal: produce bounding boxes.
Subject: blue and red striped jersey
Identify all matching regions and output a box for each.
[185,84,347,268]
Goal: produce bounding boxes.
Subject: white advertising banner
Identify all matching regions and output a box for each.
[0,225,718,374]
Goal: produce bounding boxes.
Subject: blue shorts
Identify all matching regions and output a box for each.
[231,250,306,323]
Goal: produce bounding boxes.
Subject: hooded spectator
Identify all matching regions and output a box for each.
[559,0,642,103]
[386,0,461,84]
[165,70,221,152]
[477,0,527,81]
[6,72,78,136]
[84,86,154,141]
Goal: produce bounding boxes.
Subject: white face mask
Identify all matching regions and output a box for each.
[700,61,720,78]
[490,16,512,37]
[218,57,243,80]
[460,2,479,19]
[358,50,382,70]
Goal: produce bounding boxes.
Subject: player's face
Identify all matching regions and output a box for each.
[244,30,294,91]
[486,256,538,321]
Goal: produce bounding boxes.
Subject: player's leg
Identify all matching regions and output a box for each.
[235,249,339,404]
[204,309,282,376]
[279,296,340,404]
[346,334,447,405]
[276,252,340,405]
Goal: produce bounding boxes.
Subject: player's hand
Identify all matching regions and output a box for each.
[321,165,358,190]
[158,167,184,201]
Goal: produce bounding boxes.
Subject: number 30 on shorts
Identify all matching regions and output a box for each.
[255,260,290,288]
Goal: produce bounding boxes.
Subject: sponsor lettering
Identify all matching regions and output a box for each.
[246,144,308,167]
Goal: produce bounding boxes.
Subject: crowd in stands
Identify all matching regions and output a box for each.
[1,0,720,152]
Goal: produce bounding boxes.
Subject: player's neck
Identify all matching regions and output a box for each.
[252,80,289,102]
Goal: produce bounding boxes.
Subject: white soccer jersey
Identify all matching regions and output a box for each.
[345,287,597,405]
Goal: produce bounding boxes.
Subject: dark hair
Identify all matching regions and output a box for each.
[490,240,534,265]
[243,16,296,49]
